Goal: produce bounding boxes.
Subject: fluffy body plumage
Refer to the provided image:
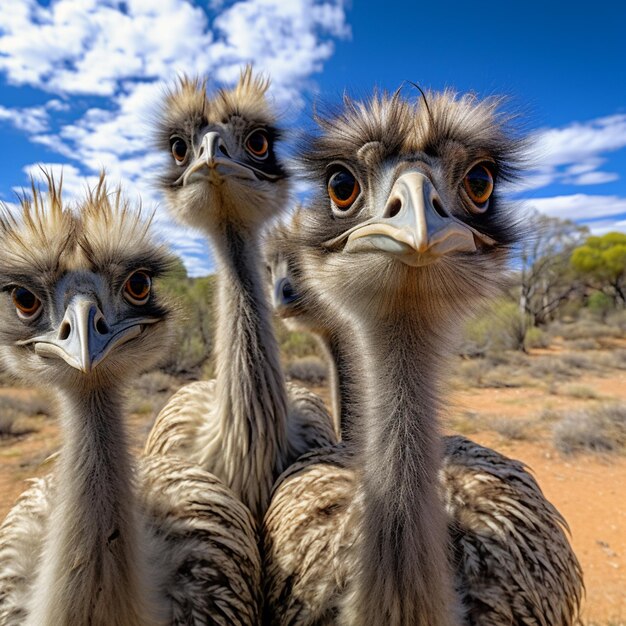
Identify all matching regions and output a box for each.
[145,68,335,522]
[263,91,583,625]
[0,180,260,625]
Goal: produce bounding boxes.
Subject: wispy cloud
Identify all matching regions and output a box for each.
[587,217,626,236]
[519,114,626,192]
[0,0,350,274]
[0,103,50,133]
[526,194,626,222]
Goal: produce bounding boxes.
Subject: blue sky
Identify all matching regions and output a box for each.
[1,0,625,275]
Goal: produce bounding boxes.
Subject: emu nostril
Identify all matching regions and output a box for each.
[95,317,109,335]
[219,144,230,158]
[385,197,402,219]
[58,321,71,341]
[432,197,446,218]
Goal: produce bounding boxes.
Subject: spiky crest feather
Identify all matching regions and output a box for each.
[77,175,175,279]
[214,65,274,125]
[0,173,77,283]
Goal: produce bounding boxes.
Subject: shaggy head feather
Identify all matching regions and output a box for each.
[0,174,176,390]
[156,65,288,234]
[294,90,527,328]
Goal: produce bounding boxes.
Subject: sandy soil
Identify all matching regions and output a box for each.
[0,346,625,624]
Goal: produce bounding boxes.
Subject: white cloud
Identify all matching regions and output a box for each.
[566,171,619,186]
[45,99,70,112]
[0,0,214,96]
[519,114,626,192]
[0,104,49,133]
[0,0,350,274]
[210,0,350,107]
[586,218,626,236]
[527,194,626,222]
[0,0,349,105]
[534,114,626,167]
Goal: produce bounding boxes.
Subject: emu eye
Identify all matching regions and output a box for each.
[170,137,188,164]
[12,287,42,320]
[245,130,269,159]
[328,169,360,211]
[124,271,152,305]
[463,163,494,210]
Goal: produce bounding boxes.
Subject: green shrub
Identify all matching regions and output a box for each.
[461,298,527,355]
[279,331,320,360]
[586,291,613,320]
[524,326,550,350]
[158,274,216,374]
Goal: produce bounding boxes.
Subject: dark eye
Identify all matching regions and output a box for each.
[463,163,494,209]
[328,168,360,211]
[170,137,188,164]
[124,271,152,305]
[281,280,298,304]
[245,130,269,158]
[12,287,42,319]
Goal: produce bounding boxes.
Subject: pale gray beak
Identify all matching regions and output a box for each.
[182,130,281,185]
[326,171,495,266]
[18,296,159,373]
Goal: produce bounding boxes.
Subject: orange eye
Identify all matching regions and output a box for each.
[328,169,360,210]
[463,164,494,207]
[124,271,152,305]
[170,137,188,163]
[12,287,42,319]
[245,130,269,158]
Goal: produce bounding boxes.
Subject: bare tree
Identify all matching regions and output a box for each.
[517,212,588,327]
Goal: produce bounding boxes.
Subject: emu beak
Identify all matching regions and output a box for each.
[330,171,495,266]
[18,296,159,373]
[183,130,280,185]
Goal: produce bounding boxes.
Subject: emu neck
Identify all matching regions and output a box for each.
[206,223,288,520]
[317,331,354,442]
[347,310,461,626]
[27,385,152,626]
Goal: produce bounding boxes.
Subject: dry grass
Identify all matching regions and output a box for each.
[549,319,623,341]
[0,393,51,417]
[127,370,183,418]
[448,410,485,435]
[537,408,563,423]
[454,353,535,389]
[0,393,50,439]
[607,349,626,370]
[528,355,578,381]
[553,404,626,455]
[0,409,37,438]
[562,384,601,400]
[484,417,536,441]
[565,338,601,351]
[285,357,328,385]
